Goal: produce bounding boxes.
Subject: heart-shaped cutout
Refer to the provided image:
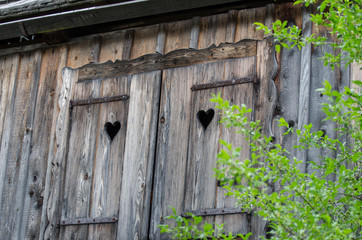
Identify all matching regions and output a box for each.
[197,109,215,131]
[105,121,121,141]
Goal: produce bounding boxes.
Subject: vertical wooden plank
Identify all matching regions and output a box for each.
[98,31,127,63]
[0,54,20,217]
[264,4,275,38]
[252,37,278,240]
[164,19,193,54]
[255,37,278,139]
[117,71,161,240]
[40,66,77,240]
[274,3,303,29]
[271,2,303,176]
[198,13,228,49]
[59,79,102,239]
[130,25,159,59]
[0,50,42,240]
[215,57,255,235]
[20,48,61,240]
[296,6,312,174]
[351,62,362,92]
[156,24,167,54]
[189,16,201,49]
[307,24,339,178]
[0,54,19,155]
[66,37,102,69]
[235,7,266,42]
[87,76,131,240]
[0,57,6,144]
[183,62,225,226]
[225,10,238,43]
[150,66,194,240]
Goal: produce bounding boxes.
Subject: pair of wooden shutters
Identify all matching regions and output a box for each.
[60,57,255,239]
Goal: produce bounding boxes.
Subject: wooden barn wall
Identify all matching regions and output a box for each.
[0,2,360,240]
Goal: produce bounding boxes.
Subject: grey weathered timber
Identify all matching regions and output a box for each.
[0,51,42,240]
[296,6,312,175]
[59,78,103,240]
[42,36,103,240]
[156,24,167,54]
[163,19,193,54]
[198,13,228,49]
[215,57,255,236]
[252,36,278,240]
[150,58,256,239]
[130,25,159,60]
[149,65,194,240]
[78,40,257,81]
[41,67,78,240]
[117,71,161,240]
[307,24,339,179]
[98,30,127,63]
[87,76,131,240]
[0,54,19,164]
[189,16,201,49]
[254,37,277,140]
[0,54,20,221]
[183,65,223,227]
[225,10,238,43]
[271,17,302,193]
[20,48,61,240]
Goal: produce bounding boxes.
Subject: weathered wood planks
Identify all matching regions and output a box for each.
[0,3,356,240]
[214,57,255,236]
[252,36,278,240]
[20,48,62,240]
[117,71,162,240]
[40,67,78,240]
[0,54,20,230]
[78,40,257,81]
[150,58,257,239]
[87,76,131,240]
[0,50,42,239]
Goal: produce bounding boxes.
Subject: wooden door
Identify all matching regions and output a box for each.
[59,71,161,239]
[150,57,256,239]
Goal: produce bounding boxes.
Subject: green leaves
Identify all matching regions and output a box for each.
[255,0,362,66]
[157,207,250,239]
[208,81,361,239]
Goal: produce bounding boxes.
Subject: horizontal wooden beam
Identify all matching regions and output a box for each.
[78,40,257,81]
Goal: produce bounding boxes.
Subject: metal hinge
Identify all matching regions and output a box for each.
[190,76,257,91]
[58,216,118,226]
[181,207,249,218]
[69,94,129,109]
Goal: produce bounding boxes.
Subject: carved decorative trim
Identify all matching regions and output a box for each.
[77,40,257,81]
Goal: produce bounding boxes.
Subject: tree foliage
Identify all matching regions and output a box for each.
[255,0,362,67]
[211,79,361,239]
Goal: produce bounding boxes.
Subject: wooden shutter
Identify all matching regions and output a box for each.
[150,57,255,239]
[59,71,161,239]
